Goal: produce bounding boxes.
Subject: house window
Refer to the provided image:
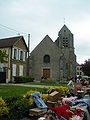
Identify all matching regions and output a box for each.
[80,72,82,75]
[77,67,79,70]
[19,65,23,76]
[80,67,82,70]
[43,55,50,63]
[0,67,3,72]
[12,64,16,76]
[77,72,79,75]
[12,48,25,61]
[20,51,23,60]
[14,49,17,59]
[12,48,18,60]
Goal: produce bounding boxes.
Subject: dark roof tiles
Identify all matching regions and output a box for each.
[0,36,25,48]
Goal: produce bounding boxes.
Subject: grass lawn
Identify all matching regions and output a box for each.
[0,81,67,99]
[0,84,43,99]
[27,81,68,86]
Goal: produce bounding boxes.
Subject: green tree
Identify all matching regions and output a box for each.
[81,59,90,76]
[0,50,8,63]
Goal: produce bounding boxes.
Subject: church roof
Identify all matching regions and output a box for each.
[62,24,71,31]
[43,35,53,41]
[31,34,59,54]
[58,24,71,36]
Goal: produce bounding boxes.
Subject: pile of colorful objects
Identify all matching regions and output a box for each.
[29,89,90,120]
[38,90,90,120]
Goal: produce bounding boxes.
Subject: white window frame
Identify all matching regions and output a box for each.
[12,47,26,61]
[12,47,19,60]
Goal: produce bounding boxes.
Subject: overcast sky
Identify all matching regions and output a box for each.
[0,0,90,64]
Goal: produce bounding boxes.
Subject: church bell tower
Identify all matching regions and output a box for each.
[57,24,76,79]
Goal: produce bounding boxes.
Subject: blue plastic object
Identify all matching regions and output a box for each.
[31,92,47,109]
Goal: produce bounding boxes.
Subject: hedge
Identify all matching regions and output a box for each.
[14,76,34,83]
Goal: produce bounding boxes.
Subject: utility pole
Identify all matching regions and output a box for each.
[27,34,30,76]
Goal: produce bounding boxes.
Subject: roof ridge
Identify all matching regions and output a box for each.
[0,36,23,40]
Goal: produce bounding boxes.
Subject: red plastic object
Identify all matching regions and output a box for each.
[76,108,82,117]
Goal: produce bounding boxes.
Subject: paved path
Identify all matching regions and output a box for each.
[0,83,55,88]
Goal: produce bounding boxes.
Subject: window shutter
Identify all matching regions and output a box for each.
[19,65,23,76]
[16,49,18,60]
[23,51,25,61]
[19,50,20,60]
[12,64,16,76]
[12,48,14,59]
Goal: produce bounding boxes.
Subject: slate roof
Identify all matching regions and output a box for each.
[0,36,28,50]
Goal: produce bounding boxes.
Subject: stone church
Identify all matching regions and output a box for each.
[30,25,76,81]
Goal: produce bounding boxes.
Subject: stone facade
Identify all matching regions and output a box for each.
[30,25,76,81]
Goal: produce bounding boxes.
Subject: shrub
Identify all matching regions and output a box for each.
[40,87,48,94]
[40,93,48,103]
[28,97,34,106]
[41,76,47,80]
[6,96,30,119]
[14,76,34,83]
[0,97,9,117]
[24,90,35,108]
[25,90,34,98]
[47,87,56,94]
[47,86,69,97]
[57,86,69,96]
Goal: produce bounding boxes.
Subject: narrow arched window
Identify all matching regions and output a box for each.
[43,55,50,63]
